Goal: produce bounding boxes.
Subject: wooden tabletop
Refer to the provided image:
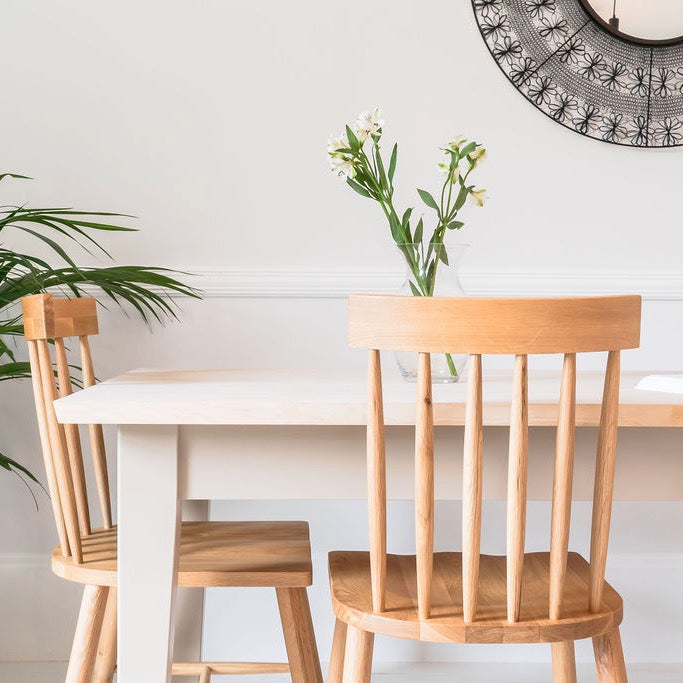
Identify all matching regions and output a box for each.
[53,368,683,427]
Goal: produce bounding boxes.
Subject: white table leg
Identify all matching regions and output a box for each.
[174,500,208,663]
[118,425,180,683]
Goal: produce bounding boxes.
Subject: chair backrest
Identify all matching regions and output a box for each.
[348,294,641,623]
[23,293,112,565]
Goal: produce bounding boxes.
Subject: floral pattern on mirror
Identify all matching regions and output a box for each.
[473,0,683,147]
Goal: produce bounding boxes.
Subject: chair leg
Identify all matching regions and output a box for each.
[276,587,323,683]
[551,641,577,683]
[341,626,373,683]
[593,627,628,682]
[66,585,109,683]
[92,587,117,682]
[328,619,348,683]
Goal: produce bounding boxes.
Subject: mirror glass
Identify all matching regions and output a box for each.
[582,0,683,42]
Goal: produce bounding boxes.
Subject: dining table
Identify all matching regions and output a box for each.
[53,367,683,683]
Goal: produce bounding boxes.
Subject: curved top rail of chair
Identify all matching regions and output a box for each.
[347,295,641,354]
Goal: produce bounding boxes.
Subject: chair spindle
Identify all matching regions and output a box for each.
[367,349,387,613]
[55,337,91,535]
[589,350,621,612]
[415,352,434,620]
[549,353,577,620]
[37,338,83,562]
[79,335,113,529]
[27,340,70,556]
[462,354,483,623]
[507,353,528,622]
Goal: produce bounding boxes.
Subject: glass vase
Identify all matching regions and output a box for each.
[394,243,470,384]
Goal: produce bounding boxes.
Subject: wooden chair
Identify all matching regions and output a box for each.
[22,293,322,683]
[329,294,641,683]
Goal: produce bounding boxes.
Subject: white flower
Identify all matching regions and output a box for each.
[327,132,350,156]
[469,188,489,207]
[355,106,384,139]
[469,147,487,167]
[329,155,357,178]
[448,135,468,151]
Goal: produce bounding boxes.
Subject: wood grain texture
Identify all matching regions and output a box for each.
[329,551,622,644]
[415,352,434,621]
[348,295,641,354]
[55,338,91,536]
[590,351,621,612]
[551,641,577,683]
[171,662,290,675]
[65,585,107,683]
[37,338,83,563]
[549,354,576,621]
[367,349,387,613]
[328,619,348,683]
[341,626,374,683]
[593,627,628,682]
[507,355,529,623]
[91,587,116,683]
[79,335,112,529]
[276,587,323,683]
[27,340,70,556]
[462,354,483,623]
[51,521,313,588]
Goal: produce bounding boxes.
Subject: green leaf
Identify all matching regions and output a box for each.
[409,281,422,297]
[454,184,469,211]
[417,189,439,211]
[447,220,464,230]
[346,178,372,198]
[438,248,449,265]
[375,146,388,187]
[414,217,424,244]
[0,173,32,183]
[460,141,477,157]
[346,125,360,151]
[389,214,403,243]
[388,144,398,182]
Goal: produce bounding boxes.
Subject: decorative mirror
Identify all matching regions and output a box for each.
[472,0,683,147]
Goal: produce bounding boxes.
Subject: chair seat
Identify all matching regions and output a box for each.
[329,550,623,644]
[52,521,312,588]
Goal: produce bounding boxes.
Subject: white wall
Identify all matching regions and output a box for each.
[1,0,683,670]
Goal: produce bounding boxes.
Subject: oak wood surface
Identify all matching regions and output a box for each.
[551,640,577,683]
[462,354,483,623]
[348,295,641,354]
[329,551,622,644]
[51,521,313,588]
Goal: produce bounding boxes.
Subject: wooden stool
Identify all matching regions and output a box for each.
[328,294,641,683]
[23,293,322,683]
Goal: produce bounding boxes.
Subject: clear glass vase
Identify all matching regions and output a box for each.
[394,243,470,384]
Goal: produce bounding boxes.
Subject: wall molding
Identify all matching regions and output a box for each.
[143,267,683,301]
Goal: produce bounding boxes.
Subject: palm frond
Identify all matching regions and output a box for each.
[0,172,201,493]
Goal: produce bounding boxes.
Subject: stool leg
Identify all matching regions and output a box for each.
[92,587,117,682]
[593,627,628,682]
[66,585,108,683]
[341,626,373,683]
[276,587,323,683]
[328,619,348,683]
[552,641,577,683]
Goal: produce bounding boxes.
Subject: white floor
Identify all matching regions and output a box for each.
[1,662,683,682]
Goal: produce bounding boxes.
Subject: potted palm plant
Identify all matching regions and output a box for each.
[0,172,198,495]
